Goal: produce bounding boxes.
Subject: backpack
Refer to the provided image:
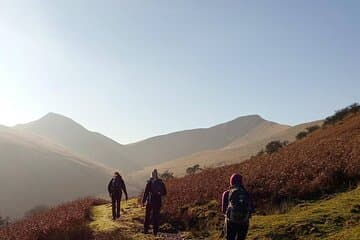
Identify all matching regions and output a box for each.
[151,179,165,196]
[111,176,123,193]
[226,187,250,224]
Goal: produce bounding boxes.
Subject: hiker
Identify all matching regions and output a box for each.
[222,173,254,240]
[108,172,128,220]
[142,169,167,236]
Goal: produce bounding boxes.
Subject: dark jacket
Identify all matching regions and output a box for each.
[142,178,167,208]
[108,175,128,199]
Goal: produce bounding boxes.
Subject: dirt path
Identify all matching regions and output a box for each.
[88,199,183,240]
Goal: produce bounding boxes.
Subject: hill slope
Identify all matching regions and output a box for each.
[167,187,360,239]
[15,113,136,171]
[123,115,288,168]
[163,112,360,214]
[129,120,320,184]
[0,125,111,218]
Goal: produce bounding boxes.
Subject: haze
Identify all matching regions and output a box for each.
[1,0,359,143]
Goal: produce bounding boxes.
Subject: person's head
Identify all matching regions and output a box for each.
[230,173,243,187]
[151,169,158,179]
[114,172,120,177]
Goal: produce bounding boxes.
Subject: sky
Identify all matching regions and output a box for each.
[0,1,359,144]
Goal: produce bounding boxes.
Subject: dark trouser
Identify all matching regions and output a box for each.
[111,195,121,219]
[144,204,161,235]
[224,220,249,240]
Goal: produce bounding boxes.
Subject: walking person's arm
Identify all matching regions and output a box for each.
[162,181,167,196]
[121,179,128,200]
[107,179,113,198]
[221,190,229,214]
[142,182,150,206]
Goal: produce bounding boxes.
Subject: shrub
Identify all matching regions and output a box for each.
[256,150,265,156]
[159,170,175,181]
[306,125,320,133]
[186,164,202,175]
[265,141,284,154]
[323,103,359,126]
[296,131,308,140]
[25,205,49,217]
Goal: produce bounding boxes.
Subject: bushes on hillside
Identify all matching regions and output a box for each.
[25,205,49,217]
[186,164,202,175]
[296,131,308,140]
[159,170,175,181]
[0,198,107,240]
[323,103,359,126]
[306,125,320,133]
[0,216,9,228]
[163,112,360,217]
[296,125,320,140]
[265,140,288,154]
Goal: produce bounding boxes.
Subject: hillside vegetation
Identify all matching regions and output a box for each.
[129,120,320,182]
[163,112,360,215]
[2,187,358,240]
[167,186,360,239]
[0,198,106,240]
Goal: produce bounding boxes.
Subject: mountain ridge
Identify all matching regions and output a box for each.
[14,113,289,172]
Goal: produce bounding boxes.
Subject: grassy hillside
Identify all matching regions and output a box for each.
[247,186,360,240]
[2,187,358,240]
[90,188,360,239]
[168,187,360,240]
[163,112,360,214]
[129,120,319,184]
[0,198,107,240]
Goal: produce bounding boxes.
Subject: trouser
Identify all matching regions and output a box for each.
[111,196,121,219]
[224,219,249,240]
[144,204,161,235]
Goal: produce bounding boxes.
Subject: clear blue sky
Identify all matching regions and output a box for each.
[0,1,359,143]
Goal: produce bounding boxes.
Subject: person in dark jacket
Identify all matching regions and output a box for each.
[142,169,167,236]
[221,173,254,240]
[108,172,128,220]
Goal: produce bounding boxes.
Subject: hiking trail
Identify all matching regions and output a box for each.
[89,199,183,240]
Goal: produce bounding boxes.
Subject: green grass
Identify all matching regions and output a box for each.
[247,187,360,240]
[88,188,360,239]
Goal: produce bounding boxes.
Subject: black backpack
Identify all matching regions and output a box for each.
[226,187,250,224]
[111,176,123,193]
[151,179,165,196]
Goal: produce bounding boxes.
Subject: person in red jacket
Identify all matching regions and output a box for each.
[108,172,128,220]
[222,173,254,240]
[142,169,167,236]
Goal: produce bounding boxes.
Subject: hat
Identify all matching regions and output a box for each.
[230,173,243,186]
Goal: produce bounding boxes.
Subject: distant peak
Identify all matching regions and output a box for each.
[17,112,86,130]
[41,112,73,121]
[43,112,64,118]
[233,114,264,121]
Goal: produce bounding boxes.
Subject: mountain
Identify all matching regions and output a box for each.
[15,113,136,171]
[0,125,112,218]
[122,115,289,168]
[129,120,321,183]
[2,112,359,240]
[16,113,290,173]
